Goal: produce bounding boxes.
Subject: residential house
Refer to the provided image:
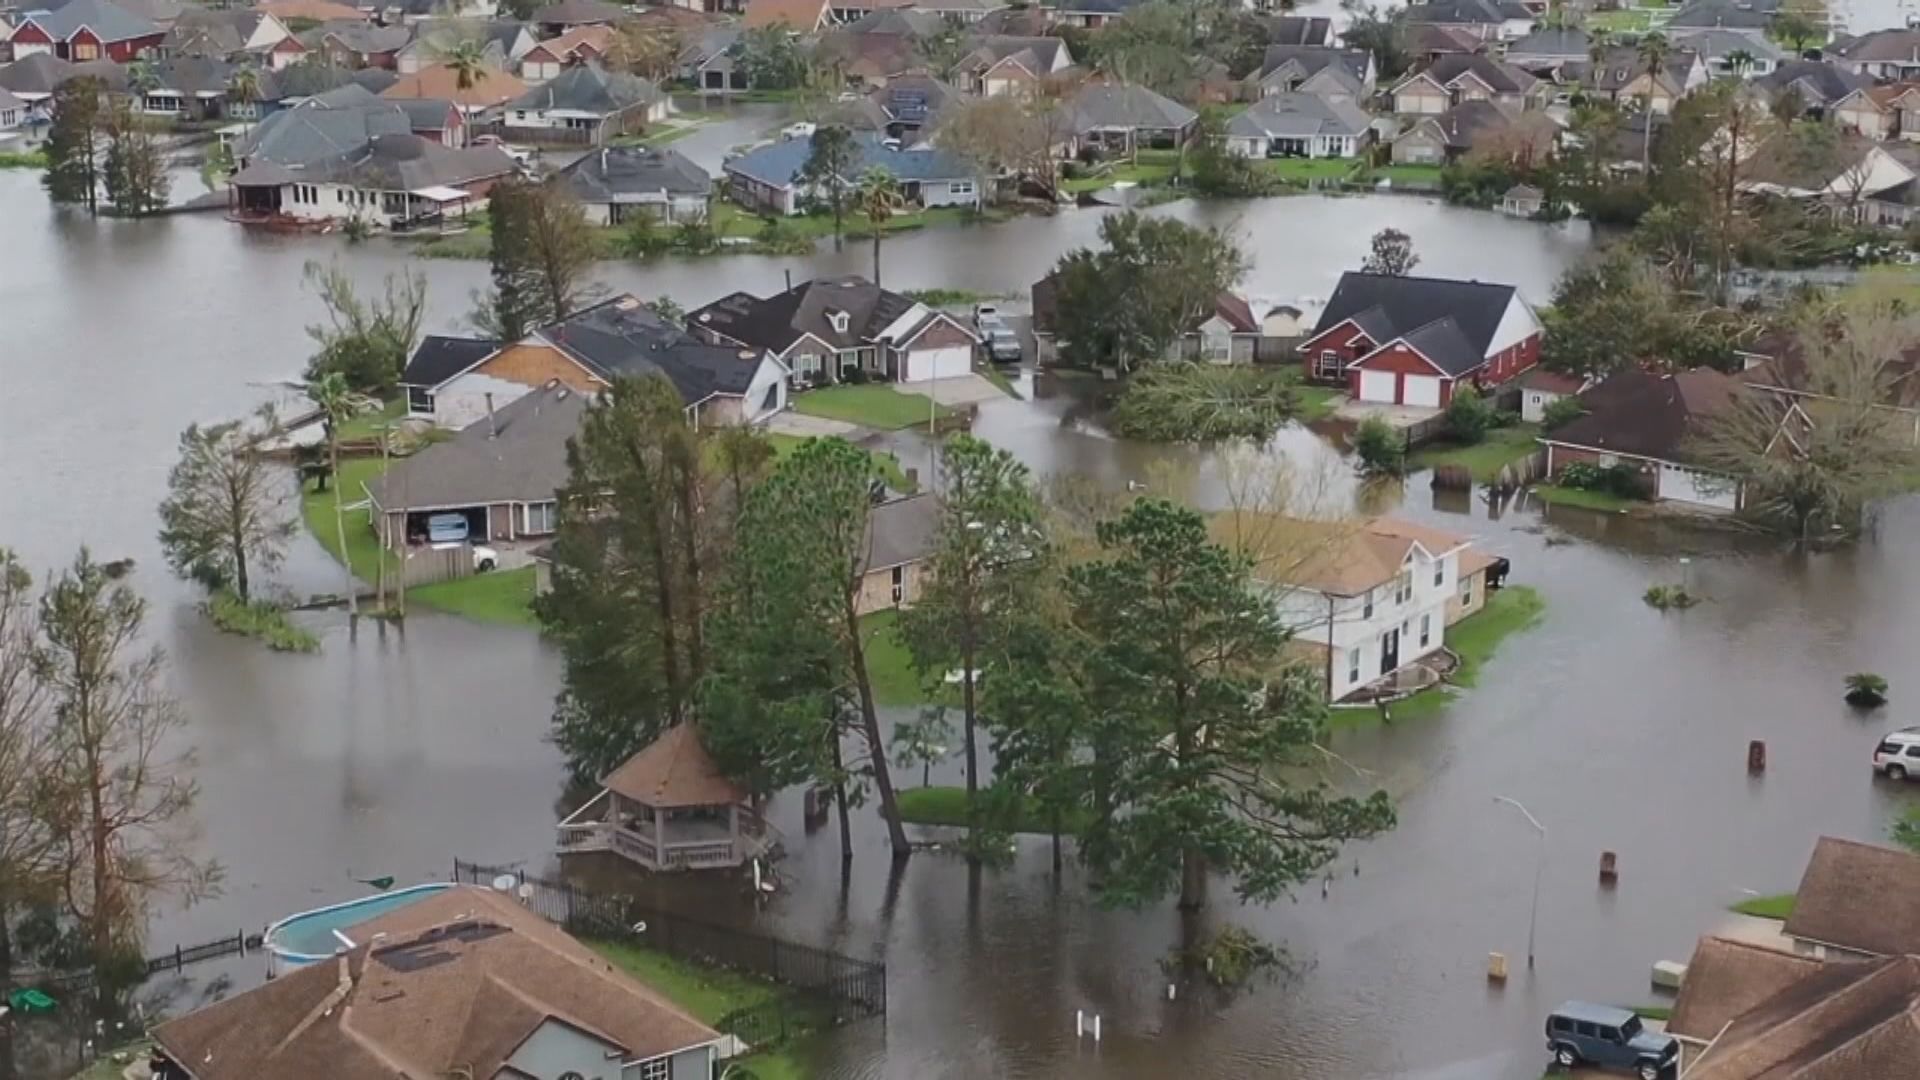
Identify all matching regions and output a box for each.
[1537,368,1744,511]
[1754,59,1872,117]
[516,22,610,82]
[556,723,779,871]
[1833,81,1920,142]
[953,34,1074,97]
[254,0,369,22]
[817,25,921,88]
[529,0,621,35]
[1451,548,1503,623]
[1866,174,1920,228]
[0,52,73,111]
[150,884,724,1080]
[856,492,938,613]
[159,8,295,68]
[235,86,460,167]
[1407,23,1486,65]
[690,275,981,386]
[1830,27,1920,81]
[1244,45,1375,101]
[742,0,833,31]
[1673,27,1784,78]
[558,144,711,224]
[1044,0,1141,30]
[1740,131,1916,209]
[1583,44,1706,115]
[1665,0,1780,43]
[723,131,979,216]
[227,133,516,226]
[383,61,527,118]
[0,84,22,128]
[1391,53,1544,115]
[138,57,238,119]
[1517,367,1583,422]
[1503,27,1590,75]
[1297,270,1543,406]
[400,294,788,433]
[1665,936,1827,1061]
[1391,99,1556,167]
[678,25,746,93]
[1267,14,1332,47]
[833,0,1001,21]
[301,19,410,69]
[396,334,498,416]
[394,19,532,75]
[263,57,402,102]
[1225,90,1371,159]
[500,62,666,146]
[1217,513,1478,702]
[859,72,958,141]
[1062,81,1198,155]
[971,5,1054,35]
[1400,0,1536,43]
[7,0,162,61]
[1780,836,1920,959]
[1172,292,1260,363]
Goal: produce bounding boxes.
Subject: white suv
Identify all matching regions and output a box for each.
[1873,728,1920,780]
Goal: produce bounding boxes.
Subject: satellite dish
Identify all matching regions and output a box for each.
[491,874,516,892]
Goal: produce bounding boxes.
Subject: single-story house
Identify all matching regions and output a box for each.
[1740,132,1917,207]
[151,885,723,1080]
[1503,27,1590,74]
[300,19,411,70]
[678,26,746,93]
[401,294,788,432]
[1392,99,1558,167]
[6,0,164,62]
[227,133,516,227]
[1391,53,1544,116]
[816,26,920,88]
[857,493,938,614]
[138,57,238,120]
[530,0,623,34]
[856,72,959,142]
[381,61,527,118]
[1673,27,1784,79]
[1216,512,1478,702]
[1830,26,1920,81]
[1224,91,1371,160]
[0,84,25,129]
[557,145,711,225]
[0,52,74,109]
[1297,270,1543,406]
[1754,59,1873,114]
[234,86,459,167]
[1268,15,1333,47]
[499,62,666,146]
[160,7,297,68]
[1537,368,1744,511]
[517,23,612,82]
[1407,23,1486,65]
[1832,82,1920,143]
[953,34,1074,98]
[1400,0,1535,42]
[1171,293,1260,364]
[690,275,980,386]
[1780,836,1920,960]
[1242,44,1374,101]
[394,19,531,76]
[1061,81,1198,155]
[1582,45,1707,115]
[723,131,979,217]
[254,0,370,25]
[1517,367,1584,423]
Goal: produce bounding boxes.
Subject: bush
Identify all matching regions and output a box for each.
[1846,672,1889,708]
[1541,395,1587,430]
[1444,384,1496,444]
[673,217,717,254]
[1353,416,1405,475]
[1557,460,1642,498]
[1643,585,1698,611]
[618,213,673,259]
[754,214,812,255]
[204,591,320,652]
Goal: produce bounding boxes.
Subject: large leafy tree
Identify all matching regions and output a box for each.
[43,78,106,215]
[1541,248,1749,377]
[156,406,298,603]
[0,551,58,1026]
[899,436,1047,844]
[703,438,913,859]
[303,259,427,394]
[476,180,603,337]
[1050,211,1247,372]
[1062,500,1393,909]
[799,125,857,247]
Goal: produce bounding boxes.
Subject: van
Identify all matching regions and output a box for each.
[1873,727,1920,780]
[1544,1002,1676,1079]
[425,513,470,544]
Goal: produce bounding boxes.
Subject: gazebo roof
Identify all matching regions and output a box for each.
[600,724,747,809]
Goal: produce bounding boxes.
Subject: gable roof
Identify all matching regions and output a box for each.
[1668,935,1826,1041]
[723,130,973,189]
[958,33,1068,74]
[1757,59,1873,105]
[1684,952,1920,1080]
[401,334,499,387]
[1309,270,1524,362]
[1267,14,1332,46]
[1256,44,1372,86]
[146,56,236,95]
[1784,837,1920,956]
[1408,23,1486,56]
[0,53,77,95]
[236,97,413,166]
[841,7,942,36]
[1228,90,1370,140]
[27,0,159,43]
[1064,81,1197,132]
[869,71,957,126]
[368,381,586,510]
[255,0,367,23]
[529,0,622,25]
[558,145,711,203]
[523,22,613,62]
[743,0,831,30]
[509,62,658,115]
[1403,52,1538,95]
[1402,0,1532,26]
[691,275,926,353]
[232,133,516,191]
[1545,368,1739,463]
[153,885,720,1080]
[382,61,527,109]
[1674,26,1786,61]
[0,85,23,112]
[162,8,265,57]
[1208,292,1258,333]
[601,722,747,807]
[1832,27,1920,63]
[1668,0,1775,31]
[1217,513,1471,597]
[860,492,939,573]
[1505,26,1590,60]
[544,294,771,405]
[305,19,409,56]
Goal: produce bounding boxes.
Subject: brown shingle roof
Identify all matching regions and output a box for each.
[154,886,718,1080]
[1214,513,1471,597]
[381,62,526,109]
[1545,368,1738,464]
[601,723,747,808]
[743,0,830,29]
[1685,952,1920,1079]
[1668,935,1825,1040]
[1784,837,1920,956]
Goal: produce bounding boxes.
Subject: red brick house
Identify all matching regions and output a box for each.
[1298,271,1543,408]
[7,0,164,63]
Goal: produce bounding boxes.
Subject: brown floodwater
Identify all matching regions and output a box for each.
[2,163,1915,1080]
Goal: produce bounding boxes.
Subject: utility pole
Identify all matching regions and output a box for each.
[1493,795,1548,971]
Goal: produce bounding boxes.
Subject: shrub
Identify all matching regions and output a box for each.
[1541,395,1587,430]
[754,214,812,255]
[341,216,372,244]
[618,213,673,259]
[1444,384,1496,444]
[1845,672,1889,708]
[1643,585,1699,611]
[1557,460,1642,498]
[1353,416,1405,475]
[204,591,320,652]
[673,217,717,254]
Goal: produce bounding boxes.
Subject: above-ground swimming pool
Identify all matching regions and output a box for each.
[263,883,454,977]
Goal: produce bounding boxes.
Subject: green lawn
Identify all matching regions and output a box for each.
[1257,157,1359,181]
[1333,586,1546,728]
[409,566,540,627]
[590,940,820,1080]
[336,398,405,442]
[1731,893,1796,919]
[1410,424,1542,483]
[897,784,1090,835]
[792,384,955,431]
[1532,484,1637,513]
[1292,381,1343,422]
[1061,150,1181,194]
[859,608,929,707]
[0,150,47,169]
[711,200,1003,243]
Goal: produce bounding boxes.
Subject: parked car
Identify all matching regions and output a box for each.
[973,305,1021,363]
[781,122,816,142]
[1544,1002,1677,1079]
[425,512,470,544]
[425,539,499,572]
[470,135,532,165]
[1873,727,1920,779]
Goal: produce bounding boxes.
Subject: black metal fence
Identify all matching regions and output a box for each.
[16,930,265,996]
[452,860,886,1026]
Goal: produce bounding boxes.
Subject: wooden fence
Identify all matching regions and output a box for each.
[394,544,474,589]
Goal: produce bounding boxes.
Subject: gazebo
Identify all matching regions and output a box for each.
[555,724,774,872]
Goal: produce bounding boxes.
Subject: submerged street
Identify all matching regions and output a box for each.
[2,162,1917,1079]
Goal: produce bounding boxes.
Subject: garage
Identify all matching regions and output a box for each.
[903,344,972,383]
[1657,463,1738,511]
[1357,369,1397,403]
[1403,374,1443,408]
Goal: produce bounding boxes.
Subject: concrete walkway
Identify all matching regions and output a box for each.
[1332,398,1442,428]
[765,411,865,439]
[916,373,1006,407]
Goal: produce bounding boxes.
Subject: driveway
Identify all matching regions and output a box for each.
[919,373,1006,407]
[766,410,864,438]
[1332,398,1442,428]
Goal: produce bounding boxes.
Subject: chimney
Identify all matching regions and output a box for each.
[784,268,793,293]
[485,393,497,439]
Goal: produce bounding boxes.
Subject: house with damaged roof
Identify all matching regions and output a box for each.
[498,61,666,146]
[723,130,980,216]
[1297,270,1543,407]
[691,275,980,387]
[150,884,724,1080]
[227,131,515,227]
[1537,368,1746,511]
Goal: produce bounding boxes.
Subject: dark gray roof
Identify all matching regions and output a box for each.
[1673,27,1785,60]
[557,145,711,203]
[1227,91,1369,139]
[869,72,956,126]
[1546,369,1737,462]
[23,0,160,43]
[368,382,587,510]
[1505,27,1590,60]
[1267,15,1332,47]
[1064,82,1197,133]
[1402,0,1531,26]
[677,25,740,65]
[1408,52,1539,95]
[821,94,891,132]
[1756,59,1872,105]
[402,334,500,387]
[1668,0,1775,30]
[723,131,974,188]
[1256,45,1372,85]
[234,134,517,191]
[859,494,938,573]
[691,275,923,353]
[162,9,256,57]
[148,56,235,95]
[302,20,411,56]
[1830,28,1920,62]
[842,8,941,36]
[237,97,411,166]
[510,63,659,116]
[530,0,622,24]
[0,53,76,95]
[957,34,1067,73]
[544,296,769,404]
[1309,271,1522,372]
[389,97,459,131]
[0,85,25,112]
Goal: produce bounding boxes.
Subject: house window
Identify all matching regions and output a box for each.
[1201,331,1230,363]
[406,386,435,414]
[1433,563,1444,587]
[1459,576,1473,605]
[521,501,557,535]
[950,179,975,195]
[792,353,822,379]
[515,109,528,121]
[1395,571,1411,604]
[73,43,98,60]
[1347,647,1360,685]
[1420,613,1431,648]
[891,565,905,604]
[1361,588,1373,619]
[637,1058,670,1080]
[1315,350,1342,380]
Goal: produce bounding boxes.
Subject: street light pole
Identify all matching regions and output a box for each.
[1493,795,1547,971]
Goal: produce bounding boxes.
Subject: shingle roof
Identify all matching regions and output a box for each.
[1832,28,1920,63]
[530,0,622,25]
[1064,81,1197,133]
[153,885,719,1080]
[1403,0,1531,26]
[162,8,257,57]
[1398,317,1486,376]
[1506,27,1590,60]
[1409,52,1539,95]
[1267,14,1332,47]
[1210,292,1258,333]
[401,334,499,387]
[368,381,586,510]
[1255,45,1372,86]
[1674,27,1786,61]
[1668,936,1825,1041]
[742,0,830,29]
[842,7,941,36]
[253,133,517,191]
[959,33,1066,73]
[545,295,770,404]
[1668,0,1776,30]
[0,53,76,95]
[148,56,236,95]
[601,723,747,807]
[1227,90,1370,139]
[1545,369,1739,462]
[860,492,938,573]
[1684,952,1920,1080]
[26,0,160,43]
[1784,837,1920,956]
[255,0,368,21]
[304,18,410,56]
[1309,270,1523,368]
[723,130,973,189]
[0,85,23,112]
[236,98,412,166]
[692,275,929,353]
[1408,23,1485,56]
[509,62,659,116]
[524,22,612,62]
[870,72,956,125]
[382,61,527,109]
[558,145,711,203]
[1217,513,1471,597]
[1758,59,1875,105]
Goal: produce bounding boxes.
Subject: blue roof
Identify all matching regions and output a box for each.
[1552,1002,1638,1026]
[725,132,973,190]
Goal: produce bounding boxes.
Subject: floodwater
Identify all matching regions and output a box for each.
[2,160,1917,1080]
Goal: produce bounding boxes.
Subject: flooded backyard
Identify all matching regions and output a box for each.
[2,165,1919,1079]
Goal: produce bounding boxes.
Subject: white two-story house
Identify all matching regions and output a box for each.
[1218,514,1476,701]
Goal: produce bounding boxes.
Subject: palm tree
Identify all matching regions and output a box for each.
[304,372,373,615]
[227,65,261,132]
[856,166,903,287]
[444,40,488,94]
[1636,33,1670,171]
[1725,48,1756,78]
[127,58,159,101]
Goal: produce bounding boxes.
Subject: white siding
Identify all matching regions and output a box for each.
[1486,294,1543,356]
[1268,542,1464,699]
[739,357,789,423]
[918,178,981,209]
[1521,388,1565,423]
[1656,463,1739,511]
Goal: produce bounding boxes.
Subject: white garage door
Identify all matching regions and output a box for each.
[1657,464,1738,511]
[1357,370,1397,403]
[1404,375,1442,408]
[904,345,972,383]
